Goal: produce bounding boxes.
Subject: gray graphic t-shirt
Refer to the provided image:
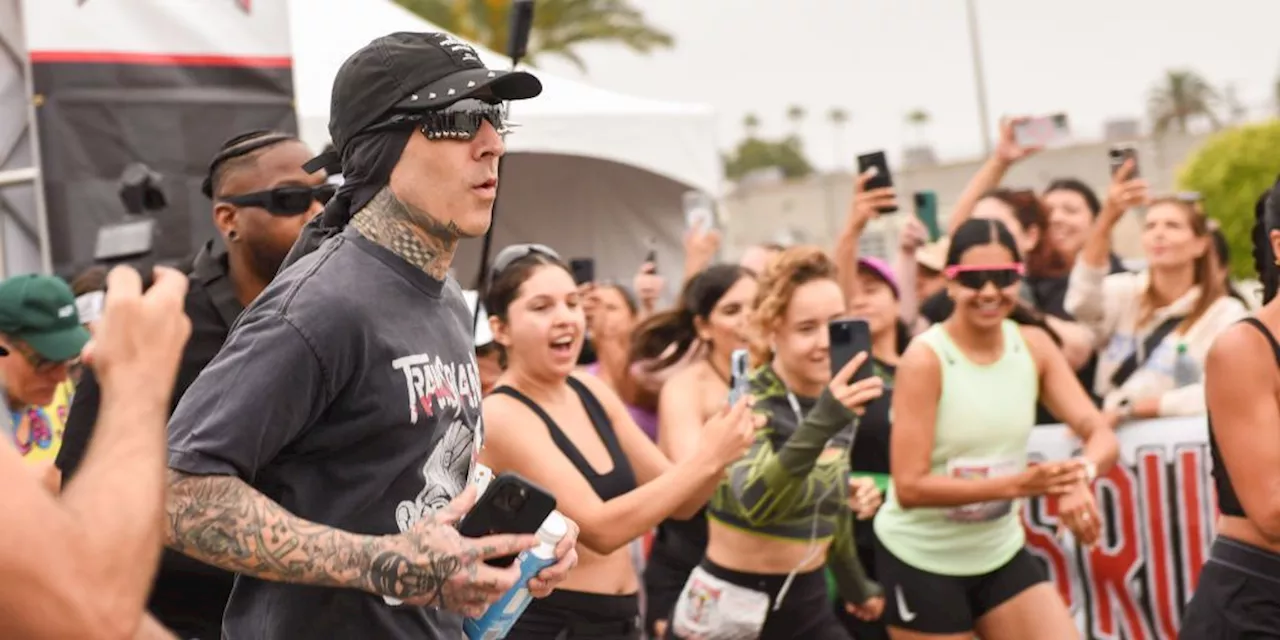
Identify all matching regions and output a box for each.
[168,226,483,639]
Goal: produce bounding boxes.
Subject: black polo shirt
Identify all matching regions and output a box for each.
[57,239,243,638]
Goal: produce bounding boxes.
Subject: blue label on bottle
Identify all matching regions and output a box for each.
[463,548,558,640]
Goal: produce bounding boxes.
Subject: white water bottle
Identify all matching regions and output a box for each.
[463,511,568,640]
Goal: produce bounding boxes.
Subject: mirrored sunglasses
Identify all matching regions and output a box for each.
[369,99,517,142]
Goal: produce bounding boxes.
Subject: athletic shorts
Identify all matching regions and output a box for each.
[1182,537,1280,639]
[875,538,1046,634]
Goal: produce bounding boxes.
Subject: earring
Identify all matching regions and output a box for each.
[227,230,239,242]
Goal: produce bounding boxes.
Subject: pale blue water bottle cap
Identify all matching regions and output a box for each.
[538,511,568,545]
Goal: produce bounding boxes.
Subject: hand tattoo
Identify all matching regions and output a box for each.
[351,187,461,279]
[165,471,472,606]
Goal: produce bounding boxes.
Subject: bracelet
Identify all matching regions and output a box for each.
[1076,457,1098,483]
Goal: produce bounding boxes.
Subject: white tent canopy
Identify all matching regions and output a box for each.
[290,0,720,283]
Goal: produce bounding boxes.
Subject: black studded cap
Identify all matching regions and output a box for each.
[325,31,542,155]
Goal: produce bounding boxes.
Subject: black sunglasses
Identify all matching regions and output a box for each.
[490,243,560,279]
[945,264,1025,290]
[367,99,516,142]
[221,184,336,216]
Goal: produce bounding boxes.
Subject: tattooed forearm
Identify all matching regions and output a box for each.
[351,186,461,279]
[165,470,466,604]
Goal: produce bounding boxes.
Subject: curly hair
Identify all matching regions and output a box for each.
[747,245,838,367]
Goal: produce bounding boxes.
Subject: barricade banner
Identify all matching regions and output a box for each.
[1024,417,1213,640]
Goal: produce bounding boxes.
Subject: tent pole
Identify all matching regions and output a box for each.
[19,5,52,277]
[472,0,534,334]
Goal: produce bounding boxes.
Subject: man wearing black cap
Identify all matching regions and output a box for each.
[162,32,579,639]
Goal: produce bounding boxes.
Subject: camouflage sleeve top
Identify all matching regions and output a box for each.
[706,364,882,604]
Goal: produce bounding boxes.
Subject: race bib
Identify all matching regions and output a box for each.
[671,565,770,640]
[945,456,1021,523]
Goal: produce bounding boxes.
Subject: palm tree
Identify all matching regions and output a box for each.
[786,105,806,134]
[905,108,931,143]
[1148,69,1221,134]
[393,0,674,72]
[828,107,850,168]
[743,113,761,138]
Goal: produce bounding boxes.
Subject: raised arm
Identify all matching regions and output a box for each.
[0,266,191,640]
[945,118,1038,236]
[835,170,893,307]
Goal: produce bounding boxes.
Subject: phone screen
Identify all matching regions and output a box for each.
[1013,113,1070,148]
[913,191,941,241]
[855,151,897,213]
[829,319,873,382]
[683,191,716,231]
[728,349,751,404]
[569,258,595,285]
[95,218,156,262]
[1109,146,1140,178]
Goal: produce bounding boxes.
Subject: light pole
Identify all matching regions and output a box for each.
[965,0,993,155]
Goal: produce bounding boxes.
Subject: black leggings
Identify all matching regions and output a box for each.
[1183,537,1280,639]
[508,589,641,640]
[666,560,850,640]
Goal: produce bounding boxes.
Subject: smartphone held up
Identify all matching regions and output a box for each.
[1108,145,1140,179]
[855,151,898,213]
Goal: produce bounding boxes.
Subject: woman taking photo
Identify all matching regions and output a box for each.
[670,247,885,640]
[629,263,758,639]
[833,173,914,639]
[876,218,1118,640]
[479,245,757,640]
[1064,160,1247,422]
[1181,185,1280,635]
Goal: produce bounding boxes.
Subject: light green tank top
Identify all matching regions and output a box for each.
[873,319,1038,576]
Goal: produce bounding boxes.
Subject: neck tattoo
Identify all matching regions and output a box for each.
[351,187,460,280]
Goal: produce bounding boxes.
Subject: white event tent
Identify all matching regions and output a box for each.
[290,0,720,285]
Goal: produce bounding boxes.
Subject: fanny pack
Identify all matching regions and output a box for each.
[670,565,770,640]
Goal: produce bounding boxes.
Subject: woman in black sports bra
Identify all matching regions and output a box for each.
[1182,185,1280,637]
[478,245,758,640]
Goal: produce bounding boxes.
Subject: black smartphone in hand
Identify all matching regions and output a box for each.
[829,319,873,383]
[456,472,556,567]
[569,258,595,286]
[855,151,898,213]
[728,348,751,405]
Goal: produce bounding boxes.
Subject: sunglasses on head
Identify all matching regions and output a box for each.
[944,263,1025,290]
[221,184,336,216]
[491,243,560,278]
[368,99,517,142]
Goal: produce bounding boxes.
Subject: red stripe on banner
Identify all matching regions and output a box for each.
[1139,451,1179,640]
[1178,449,1208,593]
[29,51,291,68]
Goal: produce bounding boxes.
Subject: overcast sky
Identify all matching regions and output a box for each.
[535,0,1280,171]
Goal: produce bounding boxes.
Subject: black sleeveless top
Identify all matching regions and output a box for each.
[1209,318,1280,518]
[491,377,637,502]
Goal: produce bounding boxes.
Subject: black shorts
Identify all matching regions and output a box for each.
[1182,537,1280,639]
[875,539,1047,634]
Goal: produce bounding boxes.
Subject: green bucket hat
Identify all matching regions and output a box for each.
[0,274,91,362]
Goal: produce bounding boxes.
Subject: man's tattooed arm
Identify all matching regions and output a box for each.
[165,470,465,605]
[351,186,461,280]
